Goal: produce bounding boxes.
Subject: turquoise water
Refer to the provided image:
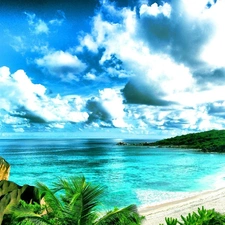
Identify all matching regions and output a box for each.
[1,138,225,209]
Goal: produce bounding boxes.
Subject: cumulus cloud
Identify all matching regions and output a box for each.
[4,0,225,135]
[138,1,213,62]
[125,103,225,136]
[0,66,129,133]
[0,66,88,130]
[75,0,225,134]
[36,50,87,81]
[83,72,97,81]
[79,0,225,107]
[139,2,171,17]
[86,88,128,128]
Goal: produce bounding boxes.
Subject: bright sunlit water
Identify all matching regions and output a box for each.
[1,138,225,209]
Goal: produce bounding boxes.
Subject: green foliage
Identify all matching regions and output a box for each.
[10,176,143,225]
[95,205,144,225]
[151,130,225,152]
[3,200,47,225]
[164,217,178,225]
[120,129,225,152]
[163,207,225,225]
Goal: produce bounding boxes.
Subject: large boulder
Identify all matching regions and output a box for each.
[0,180,41,224]
[0,157,10,180]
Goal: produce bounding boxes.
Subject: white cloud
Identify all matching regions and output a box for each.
[79,1,225,109]
[0,66,10,82]
[83,72,96,80]
[9,11,65,54]
[86,88,128,128]
[13,127,25,133]
[80,3,196,107]
[140,3,171,17]
[36,50,87,81]
[4,0,225,135]
[125,103,225,136]
[200,0,225,67]
[75,1,223,134]
[0,66,89,130]
[25,12,49,34]
[49,10,65,26]
[10,36,27,52]
[35,20,49,34]
[79,34,98,53]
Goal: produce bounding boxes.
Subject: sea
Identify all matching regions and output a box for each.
[1,138,225,210]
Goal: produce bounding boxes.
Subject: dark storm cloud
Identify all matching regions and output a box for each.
[86,98,113,125]
[10,108,47,124]
[194,68,225,87]
[122,80,175,106]
[207,102,225,118]
[162,118,189,129]
[137,12,171,52]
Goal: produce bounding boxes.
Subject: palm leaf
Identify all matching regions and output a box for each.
[11,176,143,225]
[36,182,64,219]
[94,204,143,225]
[52,176,104,224]
[11,204,51,225]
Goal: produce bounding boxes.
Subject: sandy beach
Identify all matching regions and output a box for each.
[138,188,225,225]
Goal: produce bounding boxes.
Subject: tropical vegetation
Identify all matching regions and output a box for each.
[152,129,225,152]
[2,176,225,225]
[118,130,225,152]
[4,176,144,225]
[161,206,225,225]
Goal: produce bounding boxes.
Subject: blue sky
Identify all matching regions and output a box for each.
[0,0,225,139]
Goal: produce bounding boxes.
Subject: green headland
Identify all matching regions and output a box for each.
[118,130,225,153]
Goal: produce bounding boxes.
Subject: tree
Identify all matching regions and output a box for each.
[11,176,144,225]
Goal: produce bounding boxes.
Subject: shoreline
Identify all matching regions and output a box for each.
[138,187,225,225]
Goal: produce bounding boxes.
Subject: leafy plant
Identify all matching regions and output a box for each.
[95,205,144,225]
[163,207,225,225]
[164,217,178,225]
[3,200,46,225]
[10,176,144,225]
[179,206,225,225]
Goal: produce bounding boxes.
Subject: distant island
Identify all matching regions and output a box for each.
[117,130,225,153]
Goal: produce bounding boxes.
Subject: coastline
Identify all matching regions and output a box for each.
[138,187,225,225]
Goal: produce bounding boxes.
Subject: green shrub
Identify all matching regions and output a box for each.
[9,176,144,225]
[163,207,225,225]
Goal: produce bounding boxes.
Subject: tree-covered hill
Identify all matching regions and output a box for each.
[118,130,225,152]
[152,130,225,152]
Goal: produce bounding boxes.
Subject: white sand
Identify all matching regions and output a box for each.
[138,188,225,225]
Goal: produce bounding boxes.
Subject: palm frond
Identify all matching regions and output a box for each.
[52,176,104,224]
[36,182,64,217]
[94,204,143,225]
[11,205,51,225]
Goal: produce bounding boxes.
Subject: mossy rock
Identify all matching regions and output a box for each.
[0,180,40,224]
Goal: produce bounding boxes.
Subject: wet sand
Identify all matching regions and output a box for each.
[138,188,225,225]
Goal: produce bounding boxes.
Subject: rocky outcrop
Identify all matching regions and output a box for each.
[0,180,40,224]
[0,157,10,180]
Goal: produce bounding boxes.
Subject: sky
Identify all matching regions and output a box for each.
[0,0,225,139]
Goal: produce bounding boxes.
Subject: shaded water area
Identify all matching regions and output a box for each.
[1,138,225,209]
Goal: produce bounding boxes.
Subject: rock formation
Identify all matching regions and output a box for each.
[0,157,41,224]
[0,157,10,180]
[0,180,41,224]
